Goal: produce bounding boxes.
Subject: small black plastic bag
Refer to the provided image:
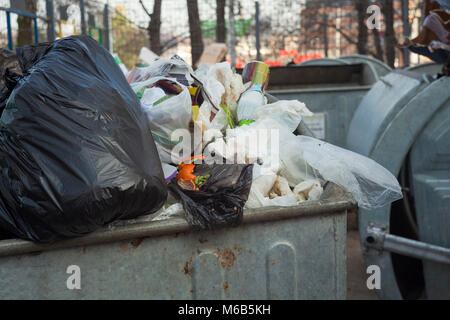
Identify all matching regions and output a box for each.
[168,164,253,229]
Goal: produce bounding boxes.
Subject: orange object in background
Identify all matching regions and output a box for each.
[226,57,244,68]
[228,53,322,68]
[279,49,299,57]
[293,53,323,64]
[263,60,283,67]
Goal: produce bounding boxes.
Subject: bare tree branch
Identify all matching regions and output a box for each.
[139,0,152,18]
[326,23,380,58]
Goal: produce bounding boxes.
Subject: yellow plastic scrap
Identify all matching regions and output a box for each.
[191,105,199,121]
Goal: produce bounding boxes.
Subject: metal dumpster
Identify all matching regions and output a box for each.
[266,62,379,147]
[298,54,392,80]
[346,70,450,299]
[0,183,354,300]
[339,54,392,78]
[406,62,443,75]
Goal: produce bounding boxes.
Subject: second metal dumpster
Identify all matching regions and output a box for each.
[347,70,450,300]
[266,62,379,147]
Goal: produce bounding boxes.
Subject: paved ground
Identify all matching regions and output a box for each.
[347,230,379,300]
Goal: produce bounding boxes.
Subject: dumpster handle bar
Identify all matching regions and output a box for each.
[365,227,450,265]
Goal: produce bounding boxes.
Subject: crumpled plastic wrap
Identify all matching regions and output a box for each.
[203,100,312,163]
[127,58,195,85]
[281,135,403,209]
[196,62,246,131]
[204,96,402,210]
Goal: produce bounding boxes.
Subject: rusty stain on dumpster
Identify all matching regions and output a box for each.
[198,237,208,243]
[130,238,145,248]
[183,257,193,275]
[216,248,236,270]
[119,242,130,252]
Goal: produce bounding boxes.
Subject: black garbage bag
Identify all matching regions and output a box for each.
[0,36,167,242]
[0,49,22,113]
[168,164,253,229]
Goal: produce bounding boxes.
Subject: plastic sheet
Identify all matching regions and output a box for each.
[127,58,194,86]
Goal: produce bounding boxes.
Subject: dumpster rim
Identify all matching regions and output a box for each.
[267,85,373,94]
[0,184,355,258]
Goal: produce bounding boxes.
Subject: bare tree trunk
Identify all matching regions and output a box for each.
[355,0,368,54]
[17,0,37,47]
[383,0,396,67]
[187,0,204,67]
[149,0,162,55]
[228,0,236,69]
[322,9,328,57]
[139,0,162,55]
[372,28,384,61]
[216,0,226,43]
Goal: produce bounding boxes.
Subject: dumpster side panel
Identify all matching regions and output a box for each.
[410,103,450,299]
[0,212,346,299]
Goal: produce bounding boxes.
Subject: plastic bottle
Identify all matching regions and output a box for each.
[237,61,270,124]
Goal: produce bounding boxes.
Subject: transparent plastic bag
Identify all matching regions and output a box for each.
[280,135,403,209]
[127,58,194,85]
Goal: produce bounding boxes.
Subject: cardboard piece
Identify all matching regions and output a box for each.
[139,47,159,65]
[198,42,228,66]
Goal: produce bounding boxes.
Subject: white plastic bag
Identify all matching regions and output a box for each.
[141,87,166,106]
[281,135,403,209]
[251,100,313,132]
[245,163,298,208]
[203,99,311,165]
[131,77,193,164]
[293,180,323,202]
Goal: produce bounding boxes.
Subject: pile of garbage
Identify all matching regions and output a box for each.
[0,35,403,242]
[124,52,403,228]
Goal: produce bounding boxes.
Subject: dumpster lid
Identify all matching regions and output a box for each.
[253,63,378,91]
